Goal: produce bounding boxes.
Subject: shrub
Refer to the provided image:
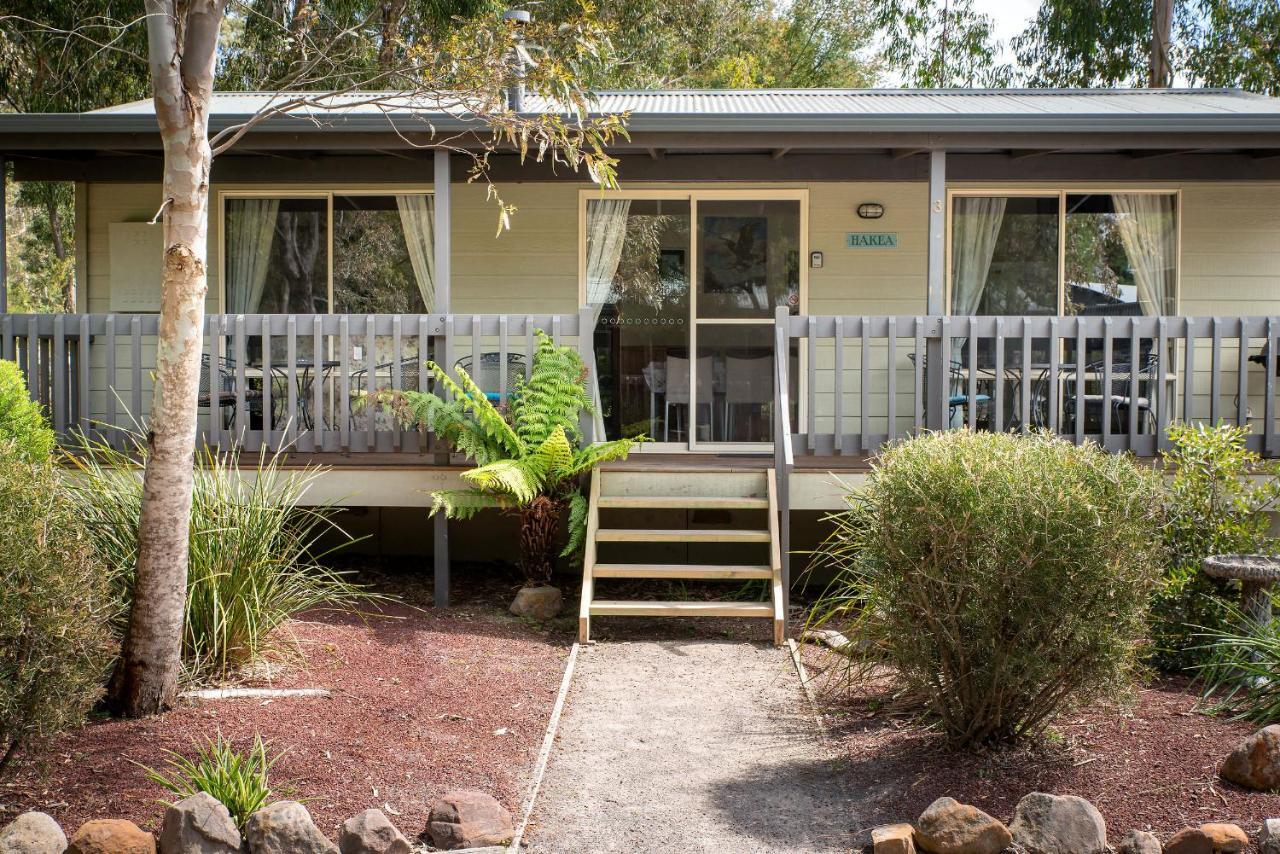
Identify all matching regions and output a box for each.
[0,360,54,461]
[807,430,1165,749]
[1192,610,1280,723]
[1149,423,1280,671]
[0,451,115,777]
[69,438,378,682]
[142,733,277,829]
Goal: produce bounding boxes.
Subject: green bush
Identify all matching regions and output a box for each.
[0,451,115,777]
[1150,423,1280,672]
[69,438,378,682]
[0,360,54,461]
[142,733,278,829]
[807,430,1165,749]
[1191,609,1280,723]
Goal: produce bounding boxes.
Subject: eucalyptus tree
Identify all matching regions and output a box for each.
[870,0,1010,87]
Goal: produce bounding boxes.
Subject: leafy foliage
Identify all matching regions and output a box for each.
[142,733,279,830]
[806,430,1164,749]
[69,437,378,682]
[0,446,115,777]
[1192,608,1280,724]
[872,0,1010,87]
[1149,423,1280,672]
[377,330,642,582]
[0,360,55,462]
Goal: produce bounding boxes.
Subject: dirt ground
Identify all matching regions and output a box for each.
[526,640,857,854]
[802,646,1280,843]
[0,561,571,842]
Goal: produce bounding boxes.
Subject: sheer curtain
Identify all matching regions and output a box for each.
[1112,193,1176,315]
[227,198,280,313]
[584,198,631,440]
[951,196,1007,315]
[396,194,436,312]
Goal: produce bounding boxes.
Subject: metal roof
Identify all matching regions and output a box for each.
[3,88,1280,142]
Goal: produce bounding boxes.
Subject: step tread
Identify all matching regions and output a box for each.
[597,495,770,509]
[588,600,774,617]
[595,528,772,543]
[593,563,773,579]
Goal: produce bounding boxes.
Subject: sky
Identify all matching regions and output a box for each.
[973,0,1041,69]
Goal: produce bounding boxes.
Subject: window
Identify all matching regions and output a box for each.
[949,191,1178,317]
[222,192,435,315]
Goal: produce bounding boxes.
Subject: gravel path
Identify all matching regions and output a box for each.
[525,640,858,853]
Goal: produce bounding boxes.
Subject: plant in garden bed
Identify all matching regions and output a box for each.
[69,437,378,683]
[141,733,279,830]
[1153,423,1280,672]
[374,330,644,601]
[806,430,1165,749]
[1193,609,1280,723]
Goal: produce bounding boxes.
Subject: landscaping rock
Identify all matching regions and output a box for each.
[159,792,241,854]
[244,802,337,854]
[873,823,917,854]
[1164,828,1213,854]
[1260,819,1280,854]
[68,819,155,854]
[1221,724,1280,790]
[1116,829,1162,854]
[914,797,1011,854]
[426,790,514,850]
[0,812,67,854]
[509,585,562,621]
[338,809,410,854]
[1009,792,1106,854]
[1200,824,1248,853]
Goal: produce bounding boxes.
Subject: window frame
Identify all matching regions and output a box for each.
[944,187,1182,317]
[216,187,434,314]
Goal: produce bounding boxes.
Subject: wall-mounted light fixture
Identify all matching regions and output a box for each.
[809,251,824,269]
[857,202,885,220]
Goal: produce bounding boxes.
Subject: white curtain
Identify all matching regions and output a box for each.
[396,194,436,312]
[1112,193,1176,316]
[584,198,631,440]
[951,196,1007,315]
[227,198,280,314]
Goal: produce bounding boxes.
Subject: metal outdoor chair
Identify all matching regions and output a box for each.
[908,354,992,426]
[198,354,266,430]
[455,352,527,403]
[348,358,423,429]
[1077,353,1160,435]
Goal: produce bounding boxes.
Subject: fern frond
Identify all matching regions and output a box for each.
[461,459,543,504]
[427,489,516,520]
[422,361,524,458]
[560,490,589,560]
[531,426,576,484]
[511,331,592,448]
[565,437,647,478]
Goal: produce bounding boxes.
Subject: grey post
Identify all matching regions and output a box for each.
[0,155,7,313]
[925,149,947,430]
[433,148,451,607]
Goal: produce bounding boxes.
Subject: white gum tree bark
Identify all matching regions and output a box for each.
[114,0,226,717]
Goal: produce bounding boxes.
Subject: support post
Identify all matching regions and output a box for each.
[432,148,451,607]
[925,149,947,430]
[0,155,8,313]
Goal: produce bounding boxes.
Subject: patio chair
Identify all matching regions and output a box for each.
[723,354,773,442]
[198,354,265,430]
[908,354,992,426]
[455,352,527,403]
[348,358,423,429]
[1079,354,1160,434]
[664,355,715,442]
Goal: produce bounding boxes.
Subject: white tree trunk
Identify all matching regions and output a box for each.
[114,0,223,717]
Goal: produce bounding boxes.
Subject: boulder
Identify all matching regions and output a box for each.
[509,585,563,621]
[1200,824,1248,853]
[1116,829,1162,854]
[1009,792,1107,854]
[873,823,917,854]
[1165,828,1212,854]
[1260,819,1280,854]
[914,797,1012,854]
[338,809,410,854]
[158,792,241,854]
[0,812,68,854]
[426,790,514,850]
[68,820,155,854]
[244,802,337,854]
[1221,725,1280,790]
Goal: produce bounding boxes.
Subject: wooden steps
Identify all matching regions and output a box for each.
[577,469,786,646]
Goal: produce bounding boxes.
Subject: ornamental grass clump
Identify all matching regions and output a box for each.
[807,430,1165,749]
[142,733,278,830]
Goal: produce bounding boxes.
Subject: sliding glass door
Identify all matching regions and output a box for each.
[584,190,804,450]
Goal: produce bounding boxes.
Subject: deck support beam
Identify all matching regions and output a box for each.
[925,149,947,430]
[433,148,451,606]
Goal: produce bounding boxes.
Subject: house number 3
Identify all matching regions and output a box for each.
[933,199,943,213]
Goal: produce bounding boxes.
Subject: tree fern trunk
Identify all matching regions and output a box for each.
[518,495,562,585]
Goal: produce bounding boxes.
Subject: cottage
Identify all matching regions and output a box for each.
[2,87,1279,641]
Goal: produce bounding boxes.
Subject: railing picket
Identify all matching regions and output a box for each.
[886,317,897,442]
[524,317,534,379]
[392,315,403,452]
[1020,318,1031,433]
[1184,327,1196,425]
[498,315,509,405]
[1267,317,1278,457]
[1210,316,1223,424]
[26,320,39,404]
[993,318,1005,432]
[806,316,817,453]
[234,315,248,447]
[966,326,977,431]
[1074,317,1086,444]
[1128,318,1140,444]
[286,315,298,447]
[471,314,482,396]
[106,315,118,447]
[1157,317,1170,452]
[1238,316,1250,428]
[1102,318,1114,442]
[418,315,430,455]
[913,318,924,431]
[312,314,324,452]
[1,314,12,360]
[859,317,870,453]
[339,315,350,452]
[832,316,844,453]
[364,314,376,451]
[52,315,67,438]
[261,315,273,450]
[78,314,90,438]
[1048,317,1060,434]
[130,315,142,426]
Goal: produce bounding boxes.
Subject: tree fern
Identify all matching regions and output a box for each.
[371,330,646,583]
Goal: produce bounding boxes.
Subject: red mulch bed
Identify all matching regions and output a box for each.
[0,561,571,842]
[803,647,1280,843]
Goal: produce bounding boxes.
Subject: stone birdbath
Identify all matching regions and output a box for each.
[1202,554,1280,625]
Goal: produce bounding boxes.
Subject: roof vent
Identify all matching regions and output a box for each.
[503,9,531,112]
